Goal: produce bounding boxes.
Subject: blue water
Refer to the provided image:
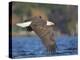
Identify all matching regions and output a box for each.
[11,35,78,58]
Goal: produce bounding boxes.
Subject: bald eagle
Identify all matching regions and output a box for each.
[16,16,56,54]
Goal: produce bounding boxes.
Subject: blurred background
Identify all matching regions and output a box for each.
[11,2,78,36]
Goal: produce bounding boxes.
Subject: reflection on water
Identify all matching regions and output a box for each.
[11,35,78,58]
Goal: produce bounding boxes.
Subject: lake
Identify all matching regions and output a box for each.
[11,34,78,58]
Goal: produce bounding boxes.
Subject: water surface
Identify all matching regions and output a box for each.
[11,35,78,58]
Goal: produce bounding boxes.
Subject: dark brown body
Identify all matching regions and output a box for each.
[30,16,56,53]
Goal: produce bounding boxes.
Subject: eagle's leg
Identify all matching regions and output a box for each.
[47,43,56,55]
[44,32,56,55]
